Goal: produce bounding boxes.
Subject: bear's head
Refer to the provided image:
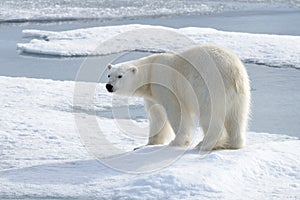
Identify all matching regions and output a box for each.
[106,63,138,95]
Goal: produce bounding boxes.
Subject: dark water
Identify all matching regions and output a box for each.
[1,9,300,80]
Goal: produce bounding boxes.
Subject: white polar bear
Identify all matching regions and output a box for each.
[106,45,250,151]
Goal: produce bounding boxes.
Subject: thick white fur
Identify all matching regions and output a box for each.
[106,45,250,151]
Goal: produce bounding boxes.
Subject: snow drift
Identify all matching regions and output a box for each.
[0,76,299,199]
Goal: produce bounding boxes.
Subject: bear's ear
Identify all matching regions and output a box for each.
[130,66,137,74]
[107,64,112,70]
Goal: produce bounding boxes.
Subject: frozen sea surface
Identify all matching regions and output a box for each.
[1,0,298,24]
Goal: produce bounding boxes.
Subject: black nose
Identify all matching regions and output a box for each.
[106,84,113,92]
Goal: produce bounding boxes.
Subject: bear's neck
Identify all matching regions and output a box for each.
[132,63,153,100]
[131,53,171,100]
[133,84,153,99]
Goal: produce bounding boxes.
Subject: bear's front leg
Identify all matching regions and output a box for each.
[146,100,175,146]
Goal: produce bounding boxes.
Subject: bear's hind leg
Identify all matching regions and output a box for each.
[196,123,229,151]
[225,112,246,149]
[166,105,194,147]
[225,95,249,149]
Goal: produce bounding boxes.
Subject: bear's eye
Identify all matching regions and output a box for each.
[108,75,110,78]
[118,75,122,79]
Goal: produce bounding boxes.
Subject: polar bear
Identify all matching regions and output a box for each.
[106,45,250,151]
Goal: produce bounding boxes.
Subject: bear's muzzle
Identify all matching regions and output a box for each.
[106,84,114,93]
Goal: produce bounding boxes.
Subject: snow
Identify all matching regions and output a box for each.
[17,24,300,69]
[0,76,299,199]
